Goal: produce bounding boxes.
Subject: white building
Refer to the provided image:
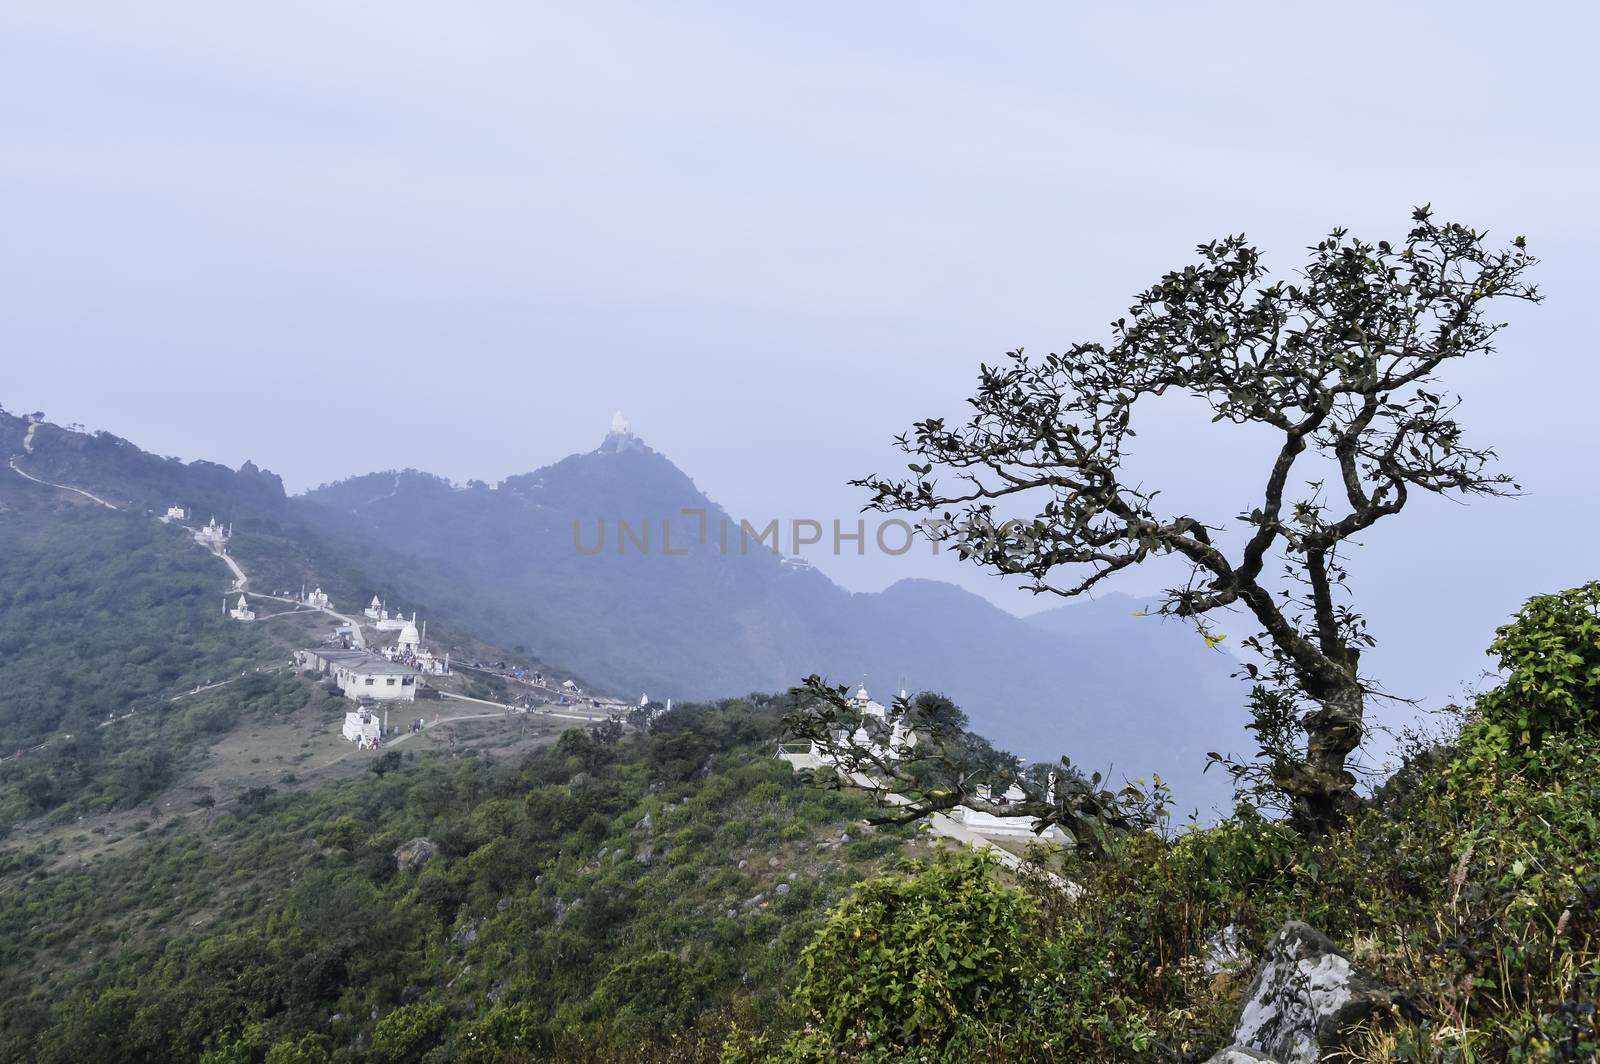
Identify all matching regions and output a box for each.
[364,595,384,621]
[164,506,188,522]
[196,516,230,545]
[228,594,255,621]
[342,706,383,744]
[297,648,417,702]
[949,780,1072,843]
[781,685,917,771]
[302,586,332,610]
[396,617,421,653]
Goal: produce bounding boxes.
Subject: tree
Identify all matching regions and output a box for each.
[850,209,1538,831]
[785,685,1154,855]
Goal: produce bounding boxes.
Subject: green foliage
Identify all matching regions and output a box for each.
[371,1001,447,1062]
[0,700,912,1063]
[782,850,1040,1057]
[1479,580,1600,746]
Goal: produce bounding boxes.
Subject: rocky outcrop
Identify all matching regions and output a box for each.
[393,837,437,871]
[1224,921,1402,1064]
[1205,1047,1278,1064]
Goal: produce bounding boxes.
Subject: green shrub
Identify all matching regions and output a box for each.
[784,850,1039,1055]
[1479,581,1600,745]
[371,1001,448,1063]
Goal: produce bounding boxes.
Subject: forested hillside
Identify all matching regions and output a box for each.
[0,699,918,1063]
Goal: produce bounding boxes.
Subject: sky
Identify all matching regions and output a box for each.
[3,2,1597,736]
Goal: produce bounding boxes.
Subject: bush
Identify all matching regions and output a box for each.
[371,1001,448,1063]
[781,850,1040,1057]
[1479,580,1600,745]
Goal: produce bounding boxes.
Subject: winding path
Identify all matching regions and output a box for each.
[7,455,122,510]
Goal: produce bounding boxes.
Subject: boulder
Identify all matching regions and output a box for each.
[1206,1047,1279,1063]
[1230,921,1402,1064]
[452,920,480,946]
[1204,924,1249,976]
[393,837,437,872]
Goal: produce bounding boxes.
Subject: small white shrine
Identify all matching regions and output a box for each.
[342,706,383,745]
[302,586,332,610]
[196,517,231,545]
[164,505,188,522]
[227,594,255,621]
[381,615,450,676]
[364,595,384,620]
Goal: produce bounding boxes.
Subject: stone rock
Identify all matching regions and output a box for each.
[487,980,506,1005]
[496,895,512,912]
[635,844,655,866]
[635,812,654,832]
[1204,924,1249,976]
[392,837,437,872]
[737,859,748,869]
[1230,921,1403,1064]
[774,882,791,896]
[1205,1046,1279,1063]
[398,985,422,1005]
[452,920,480,946]
[349,1031,370,1054]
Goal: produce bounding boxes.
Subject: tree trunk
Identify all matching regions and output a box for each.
[1276,678,1364,833]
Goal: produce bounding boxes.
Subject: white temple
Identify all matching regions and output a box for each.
[611,410,632,436]
[396,616,421,652]
[196,516,231,545]
[164,505,188,522]
[381,613,449,675]
[342,706,382,745]
[228,594,255,621]
[781,685,917,772]
[950,778,1073,843]
[364,595,383,620]
[302,586,332,610]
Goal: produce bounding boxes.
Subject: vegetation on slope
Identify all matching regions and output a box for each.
[732,581,1600,1062]
[0,508,293,830]
[0,698,919,1063]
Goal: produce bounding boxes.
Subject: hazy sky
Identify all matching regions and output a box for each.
[4,2,1597,735]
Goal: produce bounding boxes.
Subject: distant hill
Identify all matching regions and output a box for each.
[300,428,1251,811]
[3,406,1253,810]
[0,409,578,828]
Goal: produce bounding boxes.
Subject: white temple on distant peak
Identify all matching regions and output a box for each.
[611,410,632,436]
[227,594,255,621]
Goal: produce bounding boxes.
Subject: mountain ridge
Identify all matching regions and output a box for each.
[296,429,1249,811]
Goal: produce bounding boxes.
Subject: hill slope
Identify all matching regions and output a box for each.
[300,429,1250,810]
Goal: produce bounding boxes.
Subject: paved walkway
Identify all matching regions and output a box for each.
[7,454,122,510]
